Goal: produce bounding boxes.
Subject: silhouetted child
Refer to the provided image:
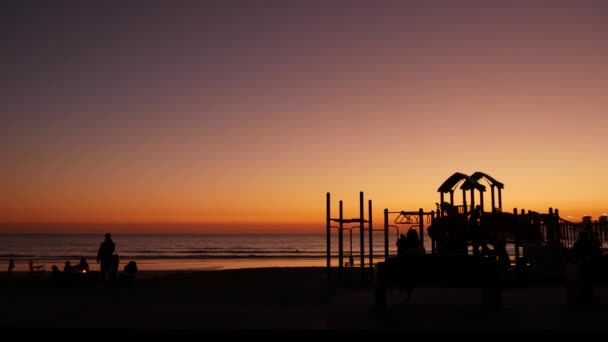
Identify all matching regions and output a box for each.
[8,259,15,273]
[111,254,120,281]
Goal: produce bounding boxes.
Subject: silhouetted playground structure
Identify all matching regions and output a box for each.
[325,171,608,278]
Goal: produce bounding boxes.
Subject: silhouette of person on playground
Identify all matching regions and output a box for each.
[401,229,425,303]
[405,228,425,255]
[396,234,407,256]
[97,233,116,281]
[572,228,598,306]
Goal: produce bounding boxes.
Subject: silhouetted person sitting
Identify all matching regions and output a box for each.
[75,256,89,273]
[51,265,61,277]
[121,261,138,287]
[50,264,71,286]
[124,260,138,274]
[64,260,76,273]
[97,233,116,281]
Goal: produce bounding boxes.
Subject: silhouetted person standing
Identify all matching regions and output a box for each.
[8,259,15,273]
[400,229,426,303]
[405,229,425,255]
[97,233,116,281]
[572,229,597,306]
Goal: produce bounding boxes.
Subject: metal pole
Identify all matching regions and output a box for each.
[555,208,561,242]
[498,189,502,211]
[326,192,331,278]
[491,184,495,212]
[339,200,343,272]
[368,199,373,270]
[419,208,424,249]
[384,208,389,260]
[360,191,365,280]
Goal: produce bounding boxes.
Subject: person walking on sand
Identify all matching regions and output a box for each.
[97,233,116,281]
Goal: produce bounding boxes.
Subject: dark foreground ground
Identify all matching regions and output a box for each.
[2,267,608,339]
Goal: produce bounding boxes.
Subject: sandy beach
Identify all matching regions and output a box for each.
[2,267,608,338]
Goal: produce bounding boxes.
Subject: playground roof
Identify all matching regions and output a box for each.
[470,171,504,189]
[437,172,486,193]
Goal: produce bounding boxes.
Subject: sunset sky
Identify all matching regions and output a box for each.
[2,1,608,233]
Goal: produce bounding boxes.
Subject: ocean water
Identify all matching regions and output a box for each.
[0,231,416,272]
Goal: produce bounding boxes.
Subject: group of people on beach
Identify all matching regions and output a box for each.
[8,233,138,285]
[58,256,90,274]
[93,232,138,283]
[48,232,120,281]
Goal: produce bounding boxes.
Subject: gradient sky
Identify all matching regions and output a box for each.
[2,1,608,233]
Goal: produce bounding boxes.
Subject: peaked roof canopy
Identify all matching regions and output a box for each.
[470,171,504,189]
[437,172,486,193]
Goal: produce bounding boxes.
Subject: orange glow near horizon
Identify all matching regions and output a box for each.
[3,2,608,233]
